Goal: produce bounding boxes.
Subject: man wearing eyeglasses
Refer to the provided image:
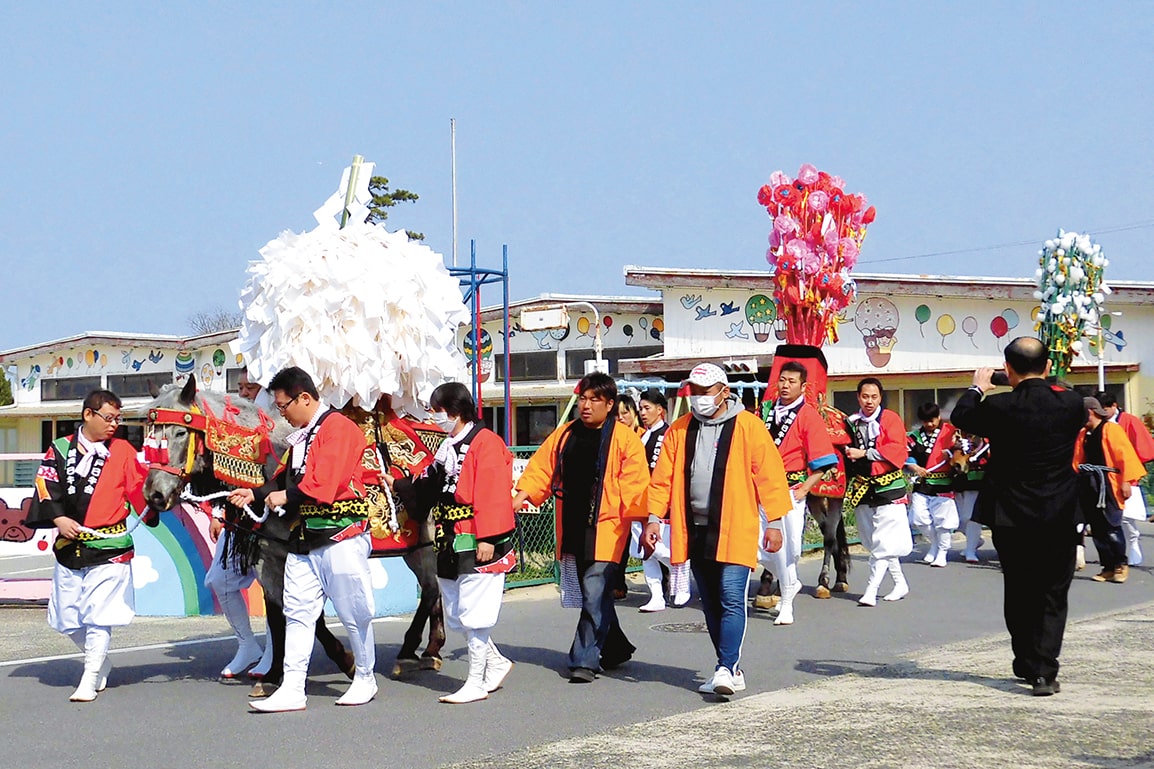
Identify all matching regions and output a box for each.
[24,389,150,702]
[230,366,378,712]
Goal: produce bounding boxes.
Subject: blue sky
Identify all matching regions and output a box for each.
[2,3,1152,349]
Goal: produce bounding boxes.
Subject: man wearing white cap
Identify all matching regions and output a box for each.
[645,363,793,696]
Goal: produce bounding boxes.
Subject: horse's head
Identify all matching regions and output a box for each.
[143,376,205,512]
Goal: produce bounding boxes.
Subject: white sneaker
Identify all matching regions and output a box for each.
[336,675,378,706]
[710,665,738,692]
[250,686,307,713]
[639,595,666,613]
[697,671,719,693]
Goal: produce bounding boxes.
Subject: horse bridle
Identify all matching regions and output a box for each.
[145,406,208,480]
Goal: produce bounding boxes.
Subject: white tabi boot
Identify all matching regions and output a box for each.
[1075,544,1086,571]
[963,522,984,563]
[336,673,379,706]
[882,558,909,602]
[774,576,802,626]
[218,588,262,678]
[916,524,935,563]
[70,626,111,702]
[250,672,307,712]
[858,559,886,607]
[639,575,666,613]
[482,638,514,693]
[440,632,489,704]
[249,626,274,679]
[930,529,951,568]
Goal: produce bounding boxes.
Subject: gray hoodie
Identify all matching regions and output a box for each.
[688,394,742,525]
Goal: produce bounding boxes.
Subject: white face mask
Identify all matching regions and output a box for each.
[690,392,721,419]
[431,411,458,432]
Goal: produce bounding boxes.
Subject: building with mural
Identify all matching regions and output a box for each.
[621,267,1153,422]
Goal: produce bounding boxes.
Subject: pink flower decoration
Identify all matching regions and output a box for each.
[840,238,859,269]
[801,248,822,276]
[774,213,800,235]
[768,229,781,248]
[807,190,829,213]
[797,164,819,185]
[830,175,845,190]
[765,249,778,269]
[769,170,790,187]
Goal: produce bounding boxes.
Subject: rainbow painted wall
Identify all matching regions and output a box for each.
[0,488,418,617]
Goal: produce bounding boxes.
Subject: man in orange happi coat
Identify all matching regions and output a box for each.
[644,363,793,696]
[514,373,649,684]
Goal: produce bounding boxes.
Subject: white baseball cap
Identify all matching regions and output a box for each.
[685,363,728,388]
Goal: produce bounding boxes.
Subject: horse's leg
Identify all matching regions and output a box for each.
[831,498,851,591]
[392,546,444,677]
[314,617,355,678]
[253,551,286,696]
[809,496,834,599]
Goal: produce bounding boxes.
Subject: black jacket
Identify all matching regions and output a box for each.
[951,378,1085,529]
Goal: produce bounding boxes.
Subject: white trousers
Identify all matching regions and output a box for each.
[908,492,959,531]
[855,502,913,560]
[282,533,376,682]
[440,573,505,633]
[630,521,691,596]
[1122,491,1146,565]
[758,495,806,587]
[49,561,135,634]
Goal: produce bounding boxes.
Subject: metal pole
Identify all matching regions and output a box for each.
[472,240,482,410]
[451,119,458,268]
[502,245,512,443]
[1098,325,1105,391]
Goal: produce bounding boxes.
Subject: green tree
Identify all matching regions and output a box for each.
[0,370,13,407]
[365,176,424,240]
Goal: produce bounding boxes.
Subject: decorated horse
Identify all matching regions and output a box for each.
[143,377,445,689]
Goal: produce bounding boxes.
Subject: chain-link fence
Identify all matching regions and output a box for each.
[506,445,862,588]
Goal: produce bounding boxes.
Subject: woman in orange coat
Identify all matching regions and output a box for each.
[513,373,649,684]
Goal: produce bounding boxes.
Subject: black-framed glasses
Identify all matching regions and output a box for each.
[90,411,124,425]
[274,394,300,414]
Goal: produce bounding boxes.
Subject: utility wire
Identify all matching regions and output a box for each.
[860,220,1154,265]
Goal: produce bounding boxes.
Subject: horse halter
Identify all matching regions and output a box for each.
[146,406,207,479]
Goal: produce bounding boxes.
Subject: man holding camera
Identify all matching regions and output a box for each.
[951,337,1085,697]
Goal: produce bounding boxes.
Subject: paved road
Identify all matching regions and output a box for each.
[3,533,1153,769]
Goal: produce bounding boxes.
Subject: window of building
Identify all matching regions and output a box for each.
[480,406,508,443]
[564,345,664,379]
[107,372,173,398]
[226,368,244,392]
[40,376,102,402]
[492,351,558,382]
[516,405,558,446]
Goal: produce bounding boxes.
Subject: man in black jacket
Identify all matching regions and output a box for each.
[951,337,1086,696]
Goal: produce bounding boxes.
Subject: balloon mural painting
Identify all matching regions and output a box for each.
[961,316,978,348]
[936,313,955,348]
[915,304,931,337]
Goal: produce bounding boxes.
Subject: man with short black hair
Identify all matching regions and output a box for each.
[25,390,150,702]
[759,360,838,625]
[513,373,649,683]
[1095,391,1154,563]
[231,366,379,712]
[906,402,960,567]
[952,337,1086,696]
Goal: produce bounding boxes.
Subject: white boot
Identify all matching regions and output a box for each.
[639,576,666,613]
[250,672,307,712]
[440,632,489,704]
[916,525,935,563]
[882,558,909,601]
[1075,544,1086,571]
[774,575,802,626]
[858,559,886,606]
[250,626,274,679]
[482,638,513,693]
[218,586,262,678]
[963,522,984,563]
[336,674,378,706]
[930,529,951,568]
[70,625,111,702]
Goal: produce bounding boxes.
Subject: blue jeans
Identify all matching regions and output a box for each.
[690,557,751,673]
[568,559,634,671]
